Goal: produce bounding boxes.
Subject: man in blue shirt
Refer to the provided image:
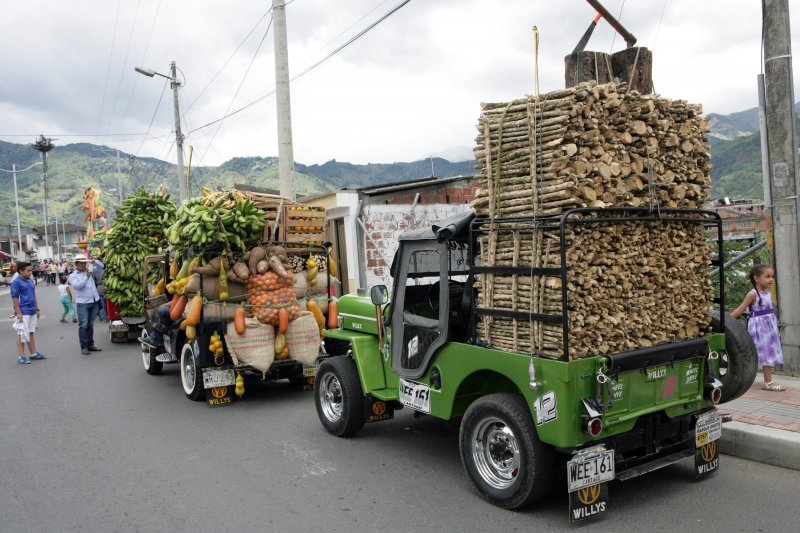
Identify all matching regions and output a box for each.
[11,261,47,364]
[68,254,103,355]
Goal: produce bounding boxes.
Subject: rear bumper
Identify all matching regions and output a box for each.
[595,408,715,480]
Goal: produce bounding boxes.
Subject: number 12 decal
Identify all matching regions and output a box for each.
[533,391,558,425]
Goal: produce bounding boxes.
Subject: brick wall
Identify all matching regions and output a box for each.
[363,203,473,290]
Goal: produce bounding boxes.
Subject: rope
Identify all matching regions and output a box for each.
[627,46,642,91]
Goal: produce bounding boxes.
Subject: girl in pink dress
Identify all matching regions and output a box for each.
[731,265,785,391]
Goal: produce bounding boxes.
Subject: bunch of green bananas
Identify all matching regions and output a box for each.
[105,188,176,316]
[166,194,265,256]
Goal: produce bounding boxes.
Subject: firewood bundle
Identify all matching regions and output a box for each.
[472,81,711,218]
[476,217,714,359]
[471,82,715,359]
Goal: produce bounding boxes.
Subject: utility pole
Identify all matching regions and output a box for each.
[129,155,136,192]
[116,149,123,204]
[12,164,23,260]
[762,0,800,372]
[273,0,296,202]
[32,135,54,259]
[134,62,185,201]
[170,61,187,204]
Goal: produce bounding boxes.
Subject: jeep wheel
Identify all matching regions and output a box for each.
[141,328,163,376]
[180,341,205,401]
[711,310,758,403]
[459,393,554,509]
[314,356,365,437]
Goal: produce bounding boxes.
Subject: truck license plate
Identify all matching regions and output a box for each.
[695,411,722,447]
[303,364,318,377]
[399,378,431,414]
[203,368,235,389]
[568,446,615,492]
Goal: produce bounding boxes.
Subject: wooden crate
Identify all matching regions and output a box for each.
[235,188,294,242]
[282,205,326,244]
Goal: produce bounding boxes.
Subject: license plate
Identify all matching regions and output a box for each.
[695,411,722,447]
[303,364,318,377]
[399,378,431,414]
[568,446,615,492]
[203,368,235,389]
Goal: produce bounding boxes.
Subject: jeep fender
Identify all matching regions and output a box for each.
[324,329,385,392]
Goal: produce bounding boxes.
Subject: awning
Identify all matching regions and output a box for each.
[0,250,12,260]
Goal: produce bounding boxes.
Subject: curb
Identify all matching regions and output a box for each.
[719,421,800,471]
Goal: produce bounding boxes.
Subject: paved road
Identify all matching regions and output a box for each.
[1,286,798,532]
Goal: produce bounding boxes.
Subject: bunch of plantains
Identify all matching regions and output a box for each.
[105,188,177,316]
[166,188,266,258]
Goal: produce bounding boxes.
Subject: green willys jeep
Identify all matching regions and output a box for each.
[313,208,756,520]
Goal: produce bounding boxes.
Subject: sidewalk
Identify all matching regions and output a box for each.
[718,372,800,471]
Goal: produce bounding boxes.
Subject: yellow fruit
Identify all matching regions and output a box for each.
[235,373,245,397]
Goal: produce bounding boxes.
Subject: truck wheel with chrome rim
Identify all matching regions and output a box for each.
[141,327,163,376]
[459,393,554,509]
[314,356,365,437]
[180,341,204,401]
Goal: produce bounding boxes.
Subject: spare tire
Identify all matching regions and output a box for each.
[710,310,758,403]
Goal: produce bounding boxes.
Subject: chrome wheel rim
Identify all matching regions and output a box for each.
[471,416,521,490]
[141,328,151,369]
[181,343,196,393]
[319,372,343,422]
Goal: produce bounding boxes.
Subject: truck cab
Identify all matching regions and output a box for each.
[315,209,756,517]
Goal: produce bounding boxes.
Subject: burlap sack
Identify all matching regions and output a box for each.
[286,311,321,366]
[203,301,239,321]
[225,317,275,376]
[186,274,246,302]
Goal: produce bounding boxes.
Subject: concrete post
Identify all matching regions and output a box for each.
[273,0,296,202]
[763,0,800,372]
[170,61,187,204]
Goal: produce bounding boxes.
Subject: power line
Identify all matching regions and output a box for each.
[105,0,142,140]
[608,0,626,52]
[184,8,273,113]
[188,0,414,135]
[96,0,122,134]
[120,0,164,135]
[201,14,274,161]
[134,79,169,156]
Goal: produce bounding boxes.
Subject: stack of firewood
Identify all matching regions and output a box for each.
[473,82,710,217]
[472,82,715,359]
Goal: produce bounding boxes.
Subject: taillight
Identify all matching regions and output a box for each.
[587,417,603,437]
[706,379,723,404]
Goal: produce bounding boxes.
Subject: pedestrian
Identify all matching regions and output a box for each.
[58,275,77,323]
[38,261,47,285]
[68,254,102,355]
[48,261,58,286]
[92,253,108,322]
[10,261,47,364]
[730,264,785,392]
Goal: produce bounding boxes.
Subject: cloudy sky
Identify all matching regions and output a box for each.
[1,0,799,167]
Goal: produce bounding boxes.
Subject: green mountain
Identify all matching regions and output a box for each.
[707,102,800,141]
[0,140,475,228]
[710,132,765,200]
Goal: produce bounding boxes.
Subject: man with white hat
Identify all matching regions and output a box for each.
[68,254,102,355]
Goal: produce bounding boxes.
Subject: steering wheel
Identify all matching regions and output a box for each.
[427,281,441,315]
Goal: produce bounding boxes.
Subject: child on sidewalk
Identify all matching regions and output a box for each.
[10,262,47,364]
[58,275,77,323]
[731,264,784,391]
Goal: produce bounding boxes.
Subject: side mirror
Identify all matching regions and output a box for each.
[370,284,389,306]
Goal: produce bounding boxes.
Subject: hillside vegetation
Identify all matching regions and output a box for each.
[0,140,474,227]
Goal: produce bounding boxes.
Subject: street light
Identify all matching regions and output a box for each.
[0,161,43,260]
[135,61,187,203]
